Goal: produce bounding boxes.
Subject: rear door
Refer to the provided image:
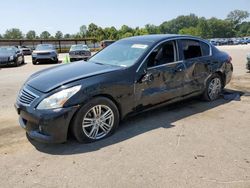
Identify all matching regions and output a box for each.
[177,39,212,94]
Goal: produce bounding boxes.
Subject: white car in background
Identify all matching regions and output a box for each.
[69,44,91,62]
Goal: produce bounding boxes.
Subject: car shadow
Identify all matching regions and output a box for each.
[35,60,62,65]
[28,89,245,155]
[0,62,27,69]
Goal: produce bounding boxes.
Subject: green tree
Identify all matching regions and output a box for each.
[179,27,200,36]
[0,34,2,39]
[196,18,211,38]
[227,10,249,27]
[145,24,160,34]
[134,27,149,36]
[118,25,134,39]
[79,25,87,38]
[87,23,99,38]
[40,31,51,39]
[55,31,63,39]
[237,22,250,36]
[103,27,118,40]
[26,30,36,39]
[121,32,133,38]
[64,33,71,39]
[207,18,235,38]
[4,28,23,39]
[96,27,105,41]
[160,14,199,34]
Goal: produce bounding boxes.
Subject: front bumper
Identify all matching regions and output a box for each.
[69,55,90,61]
[32,54,58,62]
[0,60,15,66]
[15,102,79,143]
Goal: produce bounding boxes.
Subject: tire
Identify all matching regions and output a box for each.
[32,61,37,65]
[21,56,25,64]
[14,59,19,67]
[72,97,119,143]
[203,73,222,101]
[54,58,58,64]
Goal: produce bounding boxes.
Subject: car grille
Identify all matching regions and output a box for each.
[17,88,38,106]
[70,51,90,56]
[38,52,51,55]
[0,57,8,62]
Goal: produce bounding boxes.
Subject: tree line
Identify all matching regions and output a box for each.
[0,10,249,41]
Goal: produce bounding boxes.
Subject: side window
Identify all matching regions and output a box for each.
[180,40,202,60]
[200,41,210,56]
[146,41,176,68]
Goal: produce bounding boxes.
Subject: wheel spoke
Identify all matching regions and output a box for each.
[89,126,99,139]
[101,109,112,120]
[82,104,114,140]
[82,118,94,128]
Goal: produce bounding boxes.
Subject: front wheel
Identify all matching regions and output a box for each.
[72,97,119,143]
[203,74,222,101]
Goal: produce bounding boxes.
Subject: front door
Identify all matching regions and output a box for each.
[134,40,187,109]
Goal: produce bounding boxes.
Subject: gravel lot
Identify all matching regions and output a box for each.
[0,46,250,188]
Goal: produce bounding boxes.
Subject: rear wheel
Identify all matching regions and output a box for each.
[72,97,119,143]
[203,74,222,101]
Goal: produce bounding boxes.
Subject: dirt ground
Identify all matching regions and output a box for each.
[0,46,250,188]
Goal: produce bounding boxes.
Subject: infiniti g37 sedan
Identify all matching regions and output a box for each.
[15,35,233,143]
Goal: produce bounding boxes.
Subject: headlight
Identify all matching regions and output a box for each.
[32,53,37,57]
[9,56,14,61]
[37,85,81,110]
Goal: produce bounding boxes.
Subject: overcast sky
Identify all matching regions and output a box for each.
[0,0,249,35]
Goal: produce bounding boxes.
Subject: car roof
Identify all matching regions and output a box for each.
[121,34,200,43]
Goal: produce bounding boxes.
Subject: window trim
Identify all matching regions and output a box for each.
[146,40,178,69]
[136,37,212,72]
[177,39,211,61]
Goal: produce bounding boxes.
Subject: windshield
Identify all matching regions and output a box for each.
[0,47,16,53]
[90,40,151,67]
[36,45,55,51]
[70,45,88,51]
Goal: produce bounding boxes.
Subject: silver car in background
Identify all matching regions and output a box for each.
[32,44,58,65]
[69,44,91,62]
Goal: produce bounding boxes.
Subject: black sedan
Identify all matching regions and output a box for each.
[69,44,91,62]
[15,34,233,143]
[0,46,24,67]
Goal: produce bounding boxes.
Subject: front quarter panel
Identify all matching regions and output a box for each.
[64,69,136,118]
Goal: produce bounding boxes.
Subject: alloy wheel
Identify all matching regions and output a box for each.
[82,105,114,140]
[208,77,222,100]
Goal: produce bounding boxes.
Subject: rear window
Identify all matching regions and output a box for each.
[200,41,210,56]
[180,40,202,60]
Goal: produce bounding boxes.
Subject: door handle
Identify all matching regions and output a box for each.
[175,64,185,72]
[141,73,154,83]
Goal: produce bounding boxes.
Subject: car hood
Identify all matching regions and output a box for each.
[0,52,14,57]
[26,61,122,93]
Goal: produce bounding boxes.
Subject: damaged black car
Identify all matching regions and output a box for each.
[15,34,233,143]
